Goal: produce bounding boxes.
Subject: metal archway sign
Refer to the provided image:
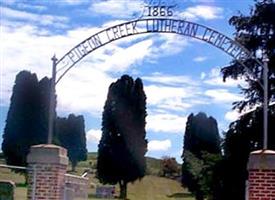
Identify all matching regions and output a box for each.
[47,7,269,150]
[55,18,259,84]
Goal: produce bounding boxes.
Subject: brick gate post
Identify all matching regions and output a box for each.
[27,144,68,200]
[247,150,275,200]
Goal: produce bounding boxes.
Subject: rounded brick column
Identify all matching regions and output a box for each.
[27,144,68,200]
[247,150,275,200]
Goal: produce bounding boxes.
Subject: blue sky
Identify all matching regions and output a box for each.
[0,0,254,162]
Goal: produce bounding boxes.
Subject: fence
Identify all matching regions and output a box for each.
[0,164,29,200]
[0,164,90,200]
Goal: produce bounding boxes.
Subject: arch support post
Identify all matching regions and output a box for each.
[247,150,275,200]
[27,144,68,200]
[263,54,269,150]
[47,55,58,144]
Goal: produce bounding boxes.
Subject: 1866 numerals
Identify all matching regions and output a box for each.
[146,6,174,17]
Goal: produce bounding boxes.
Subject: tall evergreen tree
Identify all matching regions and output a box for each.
[219,1,275,199]
[97,75,147,199]
[184,113,221,157]
[2,70,87,173]
[56,114,88,171]
[37,77,52,143]
[182,112,221,200]
[221,0,275,111]
[2,71,48,167]
[220,105,275,200]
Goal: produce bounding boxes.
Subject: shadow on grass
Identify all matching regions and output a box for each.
[88,194,100,198]
[88,194,117,199]
[88,194,130,200]
[15,183,27,187]
[167,192,193,198]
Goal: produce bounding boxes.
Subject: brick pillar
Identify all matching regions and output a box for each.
[27,144,68,200]
[247,150,275,200]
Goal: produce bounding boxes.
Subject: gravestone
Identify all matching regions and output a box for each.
[96,186,115,198]
[0,180,15,200]
[64,187,74,200]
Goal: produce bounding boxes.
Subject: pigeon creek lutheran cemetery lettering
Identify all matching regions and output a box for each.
[58,18,251,72]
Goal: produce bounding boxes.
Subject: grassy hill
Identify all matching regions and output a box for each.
[75,152,176,176]
[126,175,193,200]
[0,153,193,200]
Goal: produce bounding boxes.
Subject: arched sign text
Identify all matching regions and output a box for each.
[47,15,268,151]
[55,18,257,84]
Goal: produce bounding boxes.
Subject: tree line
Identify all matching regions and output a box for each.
[4,70,274,200]
[97,1,274,199]
[182,1,275,200]
[1,1,274,200]
[1,71,87,172]
[97,75,147,199]
[218,1,275,199]
[1,73,147,199]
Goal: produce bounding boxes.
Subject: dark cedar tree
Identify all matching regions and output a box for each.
[2,71,49,168]
[182,112,221,200]
[97,75,147,199]
[56,114,88,172]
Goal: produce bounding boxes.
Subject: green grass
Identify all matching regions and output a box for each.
[86,175,193,200]
[0,168,26,184]
[0,170,193,200]
[14,186,27,199]
[74,153,166,176]
[0,153,194,200]
[0,167,27,199]
[146,156,162,176]
[127,175,193,200]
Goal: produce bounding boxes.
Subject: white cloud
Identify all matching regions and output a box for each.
[151,34,189,58]
[200,72,206,80]
[2,7,69,27]
[87,129,102,143]
[190,0,215,2]
[225,102,275,123]
[1,25,59,105]
[1,7,229,135]
[193,56,207,62]
[56,67,114,115]
[205,89,243,103]
[180,5,223,21]
[0,16,192,117]
[204,77,245,88]
[148,139,172,151]
[96,39,153,73]
[16,3,47,11]
[143,73,198,86]
[210,67,221,77]
[1,0,18,5]
[225,110,240,122]
[63,0,87,5]
[145,85,196,104]
[0,23,111,113]
[90,0,143,18]
[146,113,187,134]
[141,73,215,114]
[204,67,246,87]
[145,85,197,112]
